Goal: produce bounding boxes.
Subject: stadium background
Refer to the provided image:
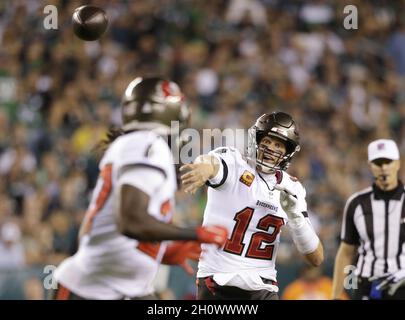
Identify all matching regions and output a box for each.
[0,0,404,299]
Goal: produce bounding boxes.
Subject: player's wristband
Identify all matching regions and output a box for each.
[289,218,319,254]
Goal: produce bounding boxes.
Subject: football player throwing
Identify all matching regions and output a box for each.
[181,112,323,300]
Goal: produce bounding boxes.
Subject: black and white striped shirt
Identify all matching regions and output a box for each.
[341,182,405,278]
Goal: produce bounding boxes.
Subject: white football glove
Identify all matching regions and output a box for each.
[373,269,405,296]
[274,184,305,228]
[274,183,319,254]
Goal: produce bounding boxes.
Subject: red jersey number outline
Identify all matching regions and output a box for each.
[223,207,285,260]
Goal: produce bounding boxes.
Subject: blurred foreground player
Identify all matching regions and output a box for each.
[333,139,405,300]
[52,77,227,300]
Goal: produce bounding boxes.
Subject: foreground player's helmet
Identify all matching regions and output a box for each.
[247,112,300,173]
[121,76,190,134]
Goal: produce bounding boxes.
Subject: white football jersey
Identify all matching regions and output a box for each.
[197,147,308,291]
[54,130,177,299]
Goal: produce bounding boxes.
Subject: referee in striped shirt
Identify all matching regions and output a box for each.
[332,139,405,300]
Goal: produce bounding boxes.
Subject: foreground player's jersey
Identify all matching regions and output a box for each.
[54,130,177,299]
[197,147,307,286]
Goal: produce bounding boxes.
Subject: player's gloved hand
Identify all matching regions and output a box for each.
[162,241,202,275]
[275,184,319,255]
[196,225,228,247]
[274,184,305,228]
[372,269,405,296]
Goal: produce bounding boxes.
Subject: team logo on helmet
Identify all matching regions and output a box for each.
[121,76,189,133]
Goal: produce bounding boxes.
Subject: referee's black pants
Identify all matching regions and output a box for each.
[353,277,405,300]
[197,276,279,300]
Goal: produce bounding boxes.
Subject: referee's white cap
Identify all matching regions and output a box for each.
[368,139,400,162]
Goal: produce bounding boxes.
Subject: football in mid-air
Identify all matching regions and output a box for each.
[72,5,108,41]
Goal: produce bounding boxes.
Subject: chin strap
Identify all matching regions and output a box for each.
[256,157,284,173]
[256,163,277,174]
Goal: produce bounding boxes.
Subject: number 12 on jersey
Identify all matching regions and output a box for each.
[223,207,284,260]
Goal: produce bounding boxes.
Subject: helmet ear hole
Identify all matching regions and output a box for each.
[284,141,298,155]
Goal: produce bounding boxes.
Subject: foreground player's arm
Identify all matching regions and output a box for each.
[275,184,323,267]
[180,155,221,194]
[332,242,357,299]
[115,166,227,245]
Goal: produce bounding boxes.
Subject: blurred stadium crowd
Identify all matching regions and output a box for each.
[0,0,404,299]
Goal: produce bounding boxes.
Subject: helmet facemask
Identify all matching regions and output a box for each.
[247,125,300,174]
[257,141,286,173]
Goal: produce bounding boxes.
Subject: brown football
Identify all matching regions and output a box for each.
[72,5,108,41]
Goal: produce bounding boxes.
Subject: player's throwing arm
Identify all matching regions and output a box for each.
[180,155,220,194]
